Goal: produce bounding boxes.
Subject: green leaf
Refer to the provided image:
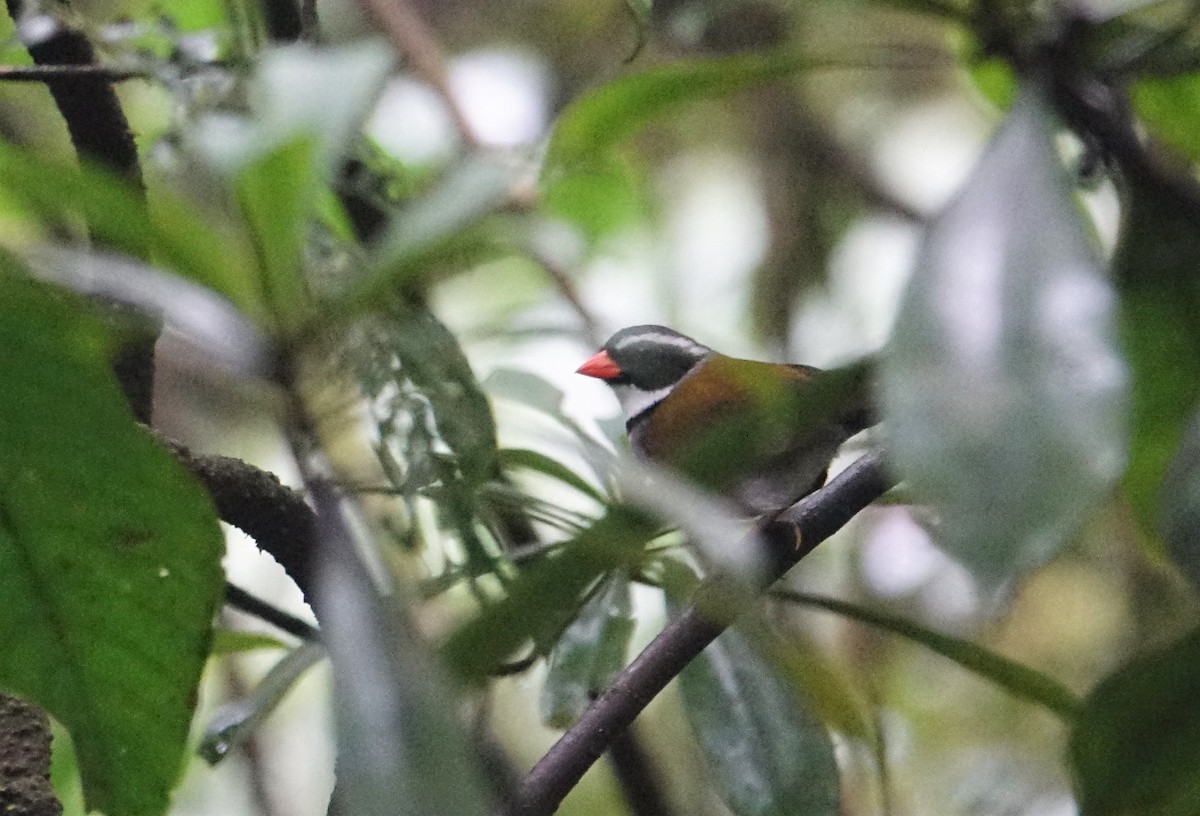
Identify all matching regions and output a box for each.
[1160,411,1200,589]
[0,269,225,816]
[676,613,840,816]
[1112,174,1200,533]
[326,158,521,325]
[540,151,647,246]
[350,298,499,488]
[443,506,658,682]
[211,629,291,654]
[498,447,609,503]
[199,641,324,764]
[313,482,489,816]
[1133,72,1200,164]
[772,590,1081,719]
[543,50,822,176]
[881,86,1128,587]
[0,140,265,322]
[540,571,635,728]
[234,136,319,333]
[1070,626,1200,816]
[192,42,395,179]
[738,615,875,742]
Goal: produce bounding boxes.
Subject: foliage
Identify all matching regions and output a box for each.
[0,1,1198,816]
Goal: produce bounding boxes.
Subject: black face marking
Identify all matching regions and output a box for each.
[602,325,710,391]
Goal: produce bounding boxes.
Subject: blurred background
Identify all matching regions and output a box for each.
[4,0,1195,813]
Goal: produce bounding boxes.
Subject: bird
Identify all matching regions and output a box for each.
[576,325,875,517]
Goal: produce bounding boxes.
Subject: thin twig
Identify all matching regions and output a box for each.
[0,64,149,81]
[524,244,604,348]
[225,583,320,642]
[499,450,892,816]
[354,0,481,149]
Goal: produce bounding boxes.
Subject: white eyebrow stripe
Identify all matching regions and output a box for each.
[612,331,709,355]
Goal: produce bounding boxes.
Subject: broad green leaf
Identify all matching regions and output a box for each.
[540,571,635,728]
[0,269,225,816]
[676,613,840,816]
[772,590,1081,719]
[1112,174,1200,533]
[1070,626,1200,816]
[0,140,264,321]
[199,641,324,764]
[313,483,488,816]
[1160,410,1200,589]
[881,86,1128,587]
[443,506,659,681]
[234,136,319,333]
[543,51,824,176]
[498,447,609,503]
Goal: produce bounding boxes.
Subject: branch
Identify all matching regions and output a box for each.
[0,694,59,816]
[5,0,144,189]
[501,449,892,816]
[354,0,481,149]
[0,64,149,81]
[158,434,318,601]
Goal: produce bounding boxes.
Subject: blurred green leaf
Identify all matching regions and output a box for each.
[443,506,658,682]
[313,483,489,816]
[966,57,1018,110]
[199,641,324,764]
[485,366,569,416]
[541,154,646,245]
[772,590,1081,719]
[675,612,840,816]
[540,571,635,728]
[1132,73,1200,163]
[327,158,522,324]
[881,86,1128,587]
[1070,626,1200,816]
[543,50,821,176]
[234,136,318,333]
[0,268,225,816]
[1112,175,1200,534]
[1159,409,1200,589]
[0,140,264,321]
[211,629,291,654]
[499,447,609,503]
[739,614,875,742]
[192,41,394,178]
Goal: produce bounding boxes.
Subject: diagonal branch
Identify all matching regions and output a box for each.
[501,449,892,816]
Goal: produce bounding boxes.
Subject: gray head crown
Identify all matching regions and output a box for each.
[602,325,711,390]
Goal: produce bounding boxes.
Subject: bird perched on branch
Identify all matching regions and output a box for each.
[577,325,875,516]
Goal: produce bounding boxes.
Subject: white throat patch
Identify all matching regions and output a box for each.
[611,382,674,423]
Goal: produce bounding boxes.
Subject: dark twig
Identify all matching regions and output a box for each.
[500,450,892,816]
[0,64,149,81]
[6,0,143,189]
[225,583,320,642]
